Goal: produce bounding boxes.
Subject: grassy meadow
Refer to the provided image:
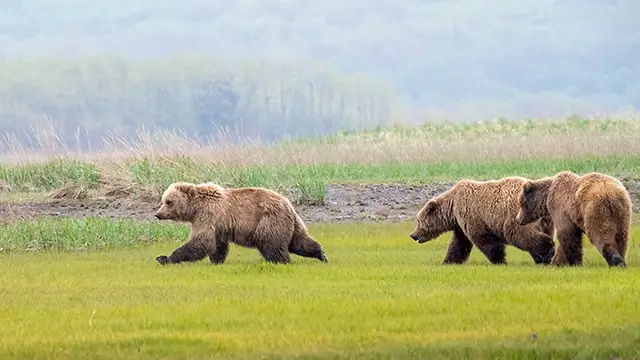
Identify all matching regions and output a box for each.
[2,117,640,359]
[1,220,640,359]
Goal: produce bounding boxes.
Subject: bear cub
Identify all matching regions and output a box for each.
[410,176,556,265]
[516,171,631,267]
[154,181,329,265]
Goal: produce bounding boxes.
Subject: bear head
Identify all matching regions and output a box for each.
[410,197,455,243]
[155,181,224,222]
[515,179,551,226]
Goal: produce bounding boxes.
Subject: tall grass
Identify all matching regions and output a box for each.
[0,216,186,252]
[2,116,640,204]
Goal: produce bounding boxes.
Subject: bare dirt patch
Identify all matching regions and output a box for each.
[0,183,456,224]
[0,198,159,224]
[3,180,640,224]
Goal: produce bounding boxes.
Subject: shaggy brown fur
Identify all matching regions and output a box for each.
[516,171,632,267]
[154,182,328,265]
[410,176,556,265]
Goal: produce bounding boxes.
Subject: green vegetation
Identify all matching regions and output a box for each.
[2,118,640,358]
[3,4,640,356]
[2,117,640,205]
[3,154,640,205]
[0,158,100,191]
[1,220,639,359]
[0,217,183,252]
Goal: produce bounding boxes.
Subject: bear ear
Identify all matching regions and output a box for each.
[174,182,196,198]
[523,181,534,194]
[194,183,224,198]
[425,200,438,213]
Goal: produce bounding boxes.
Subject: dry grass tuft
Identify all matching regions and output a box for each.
[47,184,88,200]
[0,181,11,192]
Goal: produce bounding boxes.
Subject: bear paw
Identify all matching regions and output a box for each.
[156,255,170,265]
[539,247,556,265]
[320,251,329,263]
[609,254,626,267]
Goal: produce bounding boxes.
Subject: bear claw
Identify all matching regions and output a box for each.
[156,255,170,265]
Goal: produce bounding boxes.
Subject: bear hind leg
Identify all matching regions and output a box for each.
[616,228,629,264]
[442,226,474,265]
[597,241,625,267]
[258,245,291,264]
[253,217,293,264]
[588,227,626,267]
[289,234,328,263]
[208,241,230,264]
[470,232,507,265]
[508,226,556,265]
[249,216,293,264]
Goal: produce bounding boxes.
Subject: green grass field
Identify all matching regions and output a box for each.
[1,219,640,360]
[3,117,640,359]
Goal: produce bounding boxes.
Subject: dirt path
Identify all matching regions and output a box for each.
[3,180,640,224]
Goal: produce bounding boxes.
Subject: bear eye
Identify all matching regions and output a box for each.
[165,200,173,206]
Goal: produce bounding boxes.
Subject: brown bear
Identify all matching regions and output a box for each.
[154,181,329,265]
[410,176,556,265]
[515,171,632,267]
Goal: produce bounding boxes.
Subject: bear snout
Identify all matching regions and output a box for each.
[410,233,420,241]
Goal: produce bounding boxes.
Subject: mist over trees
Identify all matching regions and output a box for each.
[1,0,639,149]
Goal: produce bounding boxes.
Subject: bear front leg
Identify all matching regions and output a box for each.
[550,244,569,266]
[156,232,213,265]
[156,241,207,265]
[553,225,584,267]
[442,226,474,265]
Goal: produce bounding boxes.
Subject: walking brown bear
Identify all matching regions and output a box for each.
[154,181,329,265]
[515,171,632,267]
[410,176,556,265]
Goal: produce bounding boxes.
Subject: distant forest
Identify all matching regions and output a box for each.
[1,0,639,149]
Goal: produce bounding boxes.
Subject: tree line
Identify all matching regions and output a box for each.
[0,56,395,151]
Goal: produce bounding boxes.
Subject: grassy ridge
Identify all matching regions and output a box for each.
[1,220,639,359]
[2,154,640,205]
[2,117,640,205]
